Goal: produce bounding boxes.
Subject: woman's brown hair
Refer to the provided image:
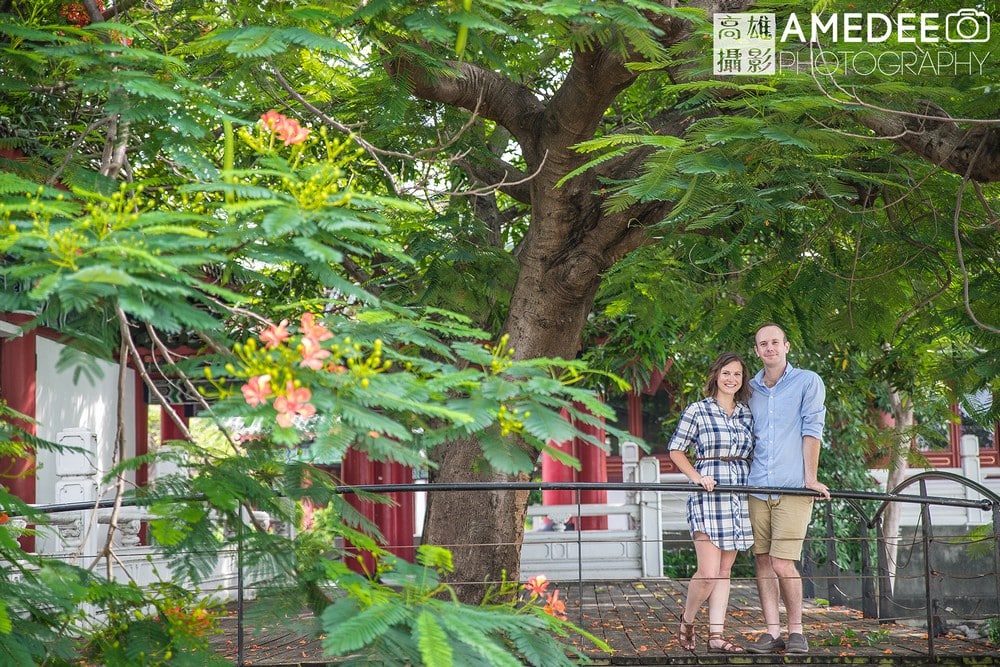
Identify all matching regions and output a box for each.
[702,352,752,404]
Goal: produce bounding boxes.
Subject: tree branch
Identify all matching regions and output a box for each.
[82,0,104,24]
[953,137,1000,334]
[454,155,534,205]
[103,0,143,20]
[386,58,545,163]
[545,46,637,152]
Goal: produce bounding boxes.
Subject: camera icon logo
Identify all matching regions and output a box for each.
[945,8,991,42]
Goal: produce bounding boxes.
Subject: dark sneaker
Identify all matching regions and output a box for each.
[746,633,785,654]
[786,632,809,654]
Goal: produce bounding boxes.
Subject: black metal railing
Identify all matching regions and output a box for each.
[16,476,1000,664]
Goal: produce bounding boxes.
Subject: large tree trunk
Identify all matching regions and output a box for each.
[423,230,608,600]
[423,436,532,603]
[411,30,665,603]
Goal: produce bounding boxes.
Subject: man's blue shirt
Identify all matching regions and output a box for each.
[748,362,826,497]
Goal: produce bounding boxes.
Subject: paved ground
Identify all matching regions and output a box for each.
[211,578,999,666]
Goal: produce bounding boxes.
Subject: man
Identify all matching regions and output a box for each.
[745,323,830,655]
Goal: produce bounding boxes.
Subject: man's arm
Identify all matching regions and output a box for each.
[800,373,827,442]
[803,435,830,499]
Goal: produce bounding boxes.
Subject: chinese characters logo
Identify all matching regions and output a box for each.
[714,13,775,75]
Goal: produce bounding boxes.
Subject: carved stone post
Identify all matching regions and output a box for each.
[54,428,100,557]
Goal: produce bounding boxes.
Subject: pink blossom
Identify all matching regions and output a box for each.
[299,335,331,370]
[241,375,272,407]
[273,381,316,427]
[260,319,290,349]
[300,312,332,342]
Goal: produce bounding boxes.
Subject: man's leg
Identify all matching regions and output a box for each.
[747,496,785,653]
[746,552,786,653]
[754,553,782,639]
[767,495,815,654]
[771,556,803,635]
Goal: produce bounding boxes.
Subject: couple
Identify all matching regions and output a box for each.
[668,323,830,655]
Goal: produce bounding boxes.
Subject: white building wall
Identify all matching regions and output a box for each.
[33,337,138,555]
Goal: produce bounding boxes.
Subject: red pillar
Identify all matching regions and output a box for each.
[381,461,414,562]
[159,403,190,544]
[160,404,190,444]
[342,447,377,574]
[395,462,415,561]
[0,324,37,551]
[627,392,643,436]
[373,461,397,558]
[576,409,608,530]
[541,407,577,512]
[134,371,149,544]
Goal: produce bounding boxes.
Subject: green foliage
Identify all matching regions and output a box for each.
[0,4,628,663]
[953,522,999,560]
[318,547,609,666]
[1,0,998,662]
[77,582,230,667]
[985,616,1000,645]
[814,624,891,648]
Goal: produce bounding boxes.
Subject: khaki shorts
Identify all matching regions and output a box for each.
[749,494,815,561]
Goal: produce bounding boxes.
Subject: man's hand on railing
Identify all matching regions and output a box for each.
[805,479,831,500]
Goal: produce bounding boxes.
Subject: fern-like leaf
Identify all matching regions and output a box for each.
[415,610,453,666]
[321,599,410,654]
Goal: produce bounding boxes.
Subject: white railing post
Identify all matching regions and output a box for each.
[960,434,987,525]
[51,428,101,558]
[620,441,640,528]
[639,455,663,577]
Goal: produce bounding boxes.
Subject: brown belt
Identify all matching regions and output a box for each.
[695,456,751,463]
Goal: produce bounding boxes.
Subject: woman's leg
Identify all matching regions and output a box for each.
[683,533,723,623]
[707,549,738,636]
[706,549,745,652]
[678,532,722,649]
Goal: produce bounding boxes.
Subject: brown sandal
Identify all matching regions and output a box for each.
[678,619,695,651]
[707,633,745,653]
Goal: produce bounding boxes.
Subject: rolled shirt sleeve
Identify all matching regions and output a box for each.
[800,372,826,443]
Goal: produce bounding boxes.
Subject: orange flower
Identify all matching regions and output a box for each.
[300,312,332,342]
[525,575,550,596]
[259,110,310,146]
[543,589,567,620]
[260,110,284,130]
[299,336,331,370]
[241,374,272,407]
[260,319,290,349]
[273,382,316,427]
[277,120,309,146]
[163,605,215,637]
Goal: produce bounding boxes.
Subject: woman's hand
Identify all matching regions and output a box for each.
[697,475,716,492]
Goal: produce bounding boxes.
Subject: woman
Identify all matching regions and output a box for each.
[667,351,754,654]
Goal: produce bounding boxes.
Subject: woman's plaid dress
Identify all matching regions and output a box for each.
[667,397,755,551]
